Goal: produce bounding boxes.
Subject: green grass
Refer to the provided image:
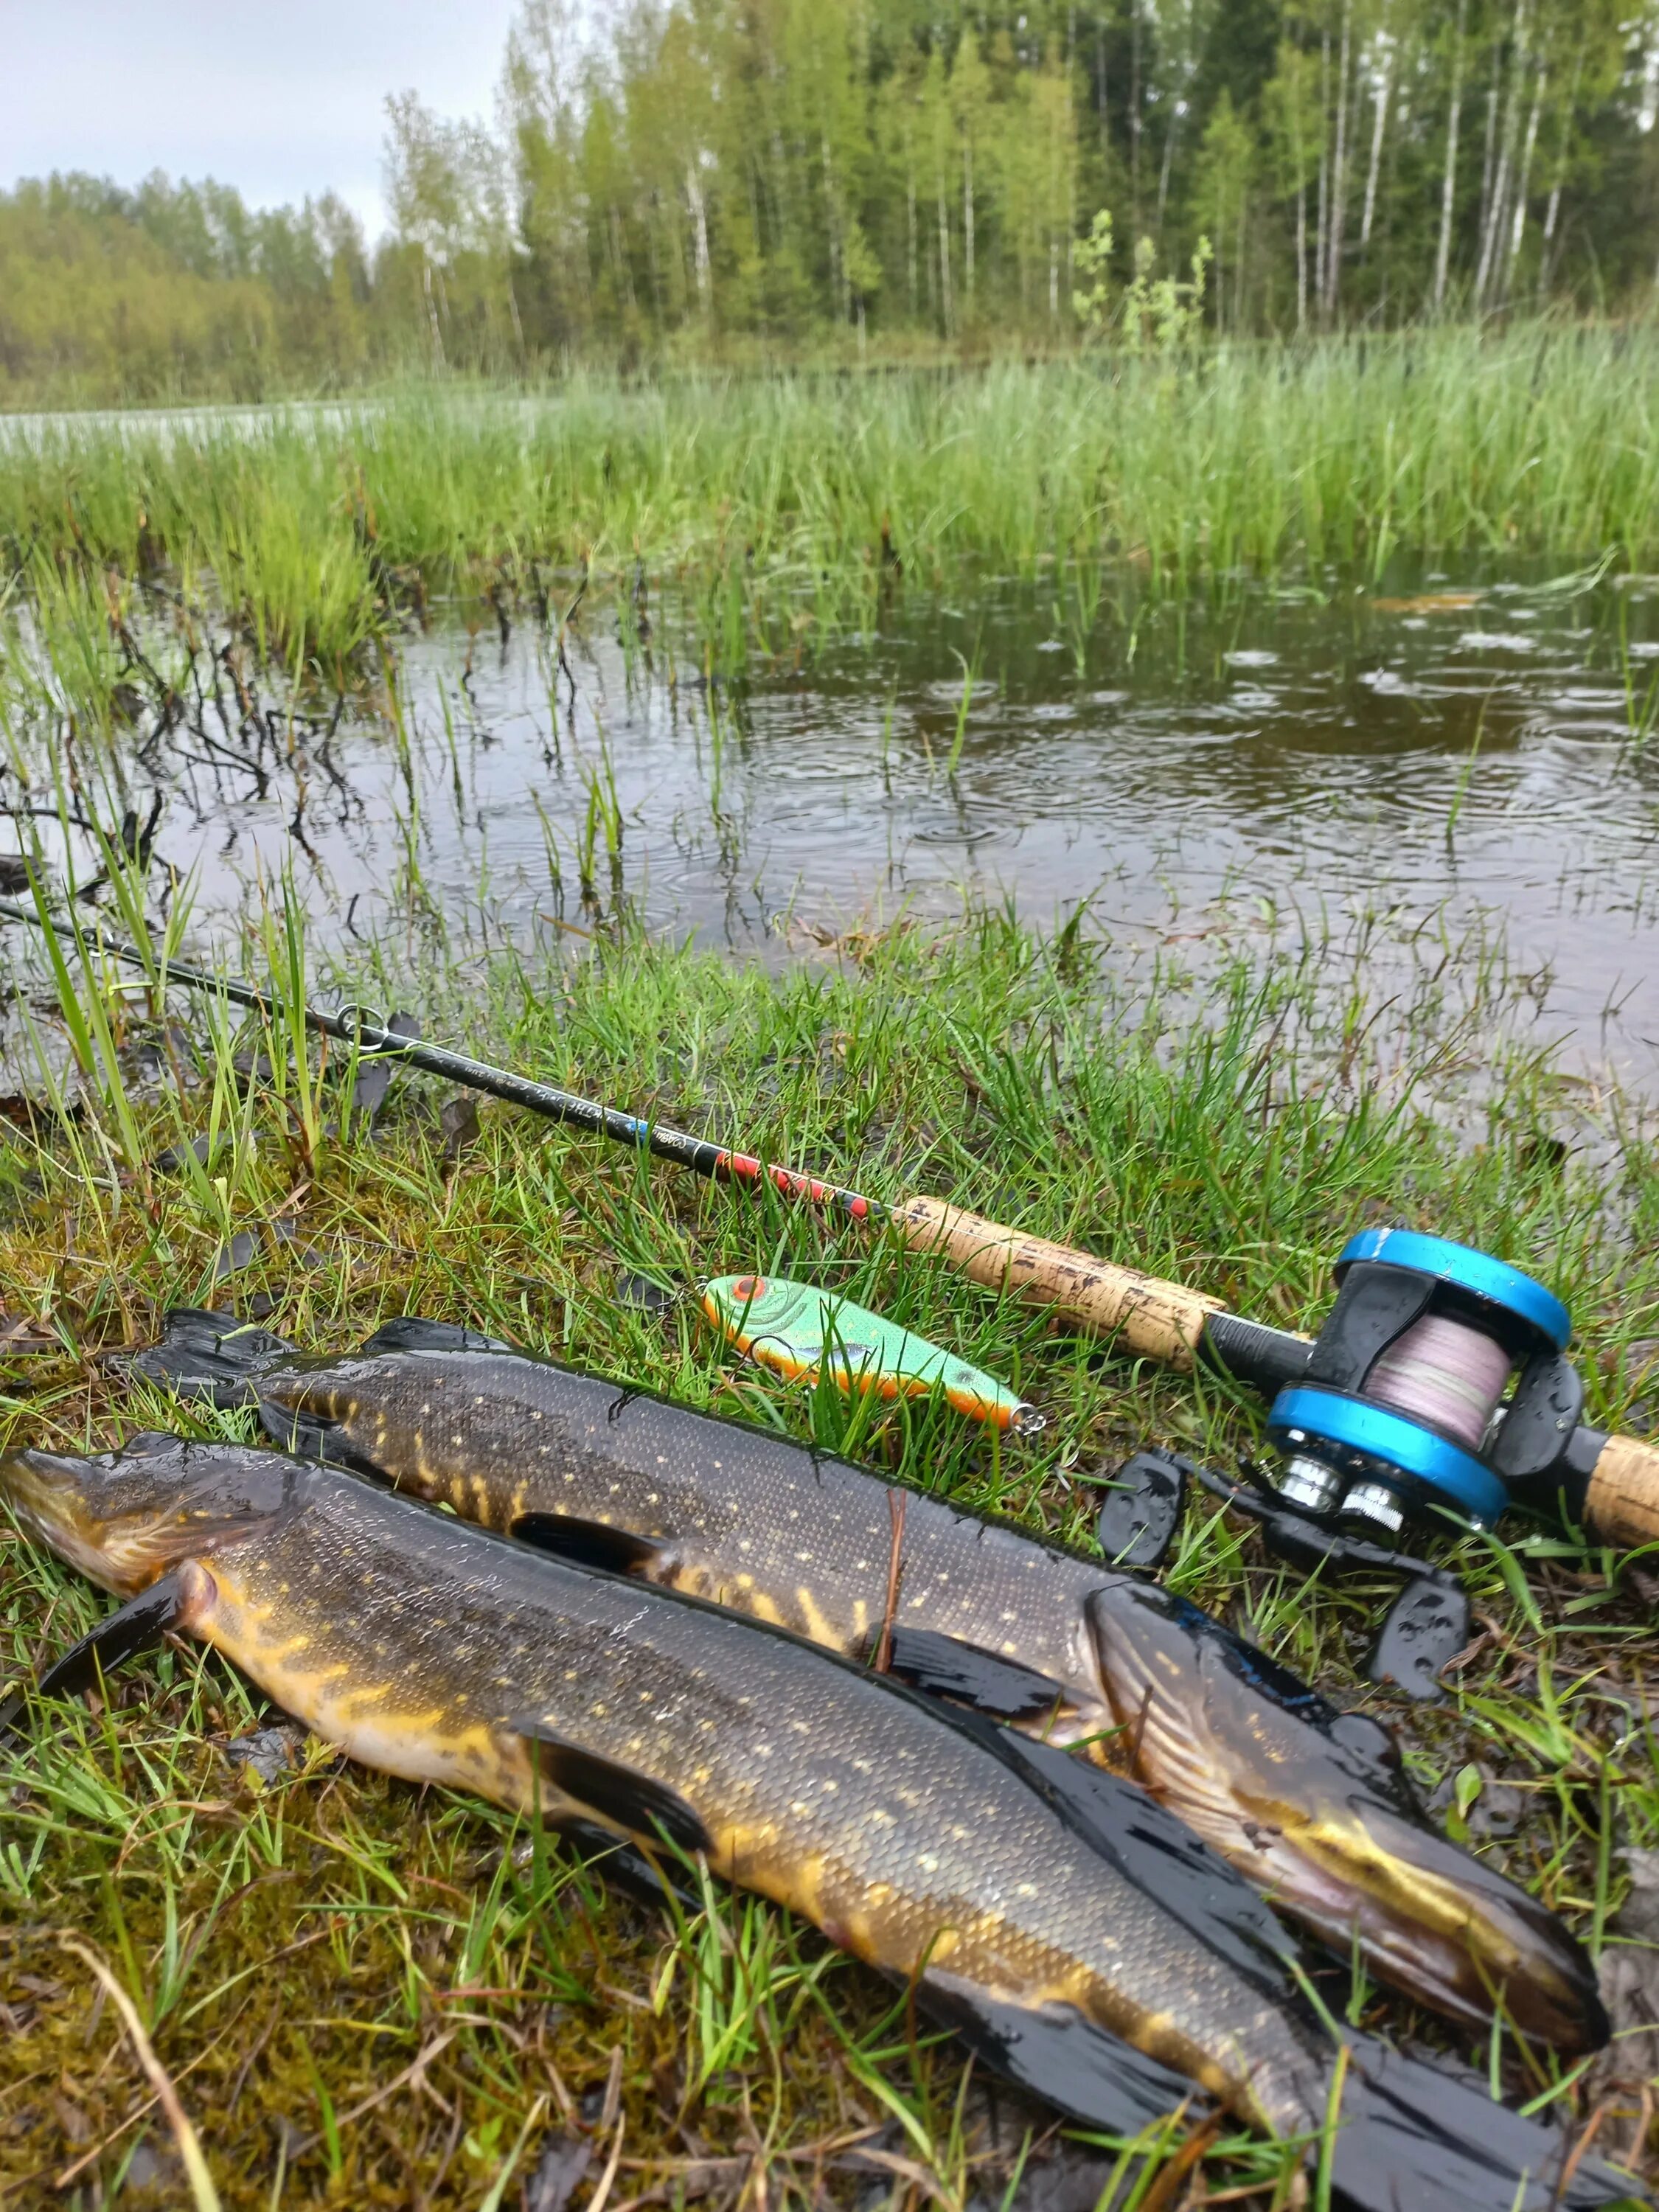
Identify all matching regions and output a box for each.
[2,321,1658,685]
[1,893,1657,2205]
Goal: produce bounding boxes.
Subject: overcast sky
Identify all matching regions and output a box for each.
[3,0,522,240]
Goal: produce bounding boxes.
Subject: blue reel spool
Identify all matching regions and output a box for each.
[1265,1228,1574,1536]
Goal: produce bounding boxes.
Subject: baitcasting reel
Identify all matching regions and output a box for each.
[1260,1228,1585,1538]
[1096,1228,1599,1699]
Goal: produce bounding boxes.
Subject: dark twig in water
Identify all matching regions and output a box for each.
[111,619,183,730]
[0,802,107,834]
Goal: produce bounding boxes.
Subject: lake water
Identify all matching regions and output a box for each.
[5,556,1658,1097]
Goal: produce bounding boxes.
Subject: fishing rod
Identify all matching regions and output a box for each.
[3,893,1656,1558]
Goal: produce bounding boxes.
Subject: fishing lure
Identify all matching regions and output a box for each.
[703,1274,1044,1433]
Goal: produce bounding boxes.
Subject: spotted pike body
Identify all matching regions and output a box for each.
[129,1310,1608,2056]
[0,1432,1635,2212]
[0,1436,1312,2134]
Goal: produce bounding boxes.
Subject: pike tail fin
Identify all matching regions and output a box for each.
[1329,2038,1640,2212]
[119,1309,294,1407]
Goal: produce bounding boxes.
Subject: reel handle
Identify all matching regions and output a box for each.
[893,1196,1223,1368]
[1585,1434,1659,1551]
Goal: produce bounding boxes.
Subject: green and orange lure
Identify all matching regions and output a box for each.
[703,1275,1044,1433]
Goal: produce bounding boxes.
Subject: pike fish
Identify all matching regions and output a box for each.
[0,1432,1635,2212]
[128,1309,1607,2054]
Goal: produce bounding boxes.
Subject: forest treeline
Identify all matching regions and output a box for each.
[4,0,1658,401]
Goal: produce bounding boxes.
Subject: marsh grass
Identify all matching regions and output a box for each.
[4,323,1659,687]
[1,892,1657,2205]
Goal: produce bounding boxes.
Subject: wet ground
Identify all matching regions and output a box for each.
[7,554,1659,1092]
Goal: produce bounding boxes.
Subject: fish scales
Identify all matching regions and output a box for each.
[1,1436,1310,2130]
[312,1350,1102,1706]
[125,1312,1611,2056]
[2,1433,1638,2210]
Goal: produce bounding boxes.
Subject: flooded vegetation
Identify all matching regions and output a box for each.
[7,331,1659,639]
[18,565,1659,1093]
[4,347,1659,1090]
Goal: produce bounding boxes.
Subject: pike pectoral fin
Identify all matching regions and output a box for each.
[916,1973,1202,2137]
[361,1316,518,1356]
[0,1567,195,1742]
[255,1399,386,1478]
[512,1717,711,1857]
[511,1513,669,1578]
[993,1728,1298,1992]
[553,1820,703,1913]
[882,1626,1067,1722]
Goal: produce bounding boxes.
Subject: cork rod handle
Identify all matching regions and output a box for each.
[892,1195,1225,1370]
[1585,1434,1659,1552]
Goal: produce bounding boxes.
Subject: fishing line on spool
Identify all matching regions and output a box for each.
[1365,1314,1514,1453]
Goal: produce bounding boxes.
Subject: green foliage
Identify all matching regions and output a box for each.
[1119,230,1214,352]
[2,0,1657,397]
[0,173,376,403]
[5,324,1659,688]
[1071,207,1116,333]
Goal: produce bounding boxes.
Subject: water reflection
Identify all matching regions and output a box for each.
[5,558,1658,1091]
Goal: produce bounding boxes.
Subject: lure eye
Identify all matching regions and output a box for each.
[731,1277,768,1304]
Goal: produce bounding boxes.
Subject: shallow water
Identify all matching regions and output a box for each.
[7,556,1659,1093]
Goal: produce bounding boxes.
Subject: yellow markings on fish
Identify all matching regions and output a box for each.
[328,1681,444,1729]
[198,1571,281,1638]
[792,1585,839,1647]
[259,1627,314,1661]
